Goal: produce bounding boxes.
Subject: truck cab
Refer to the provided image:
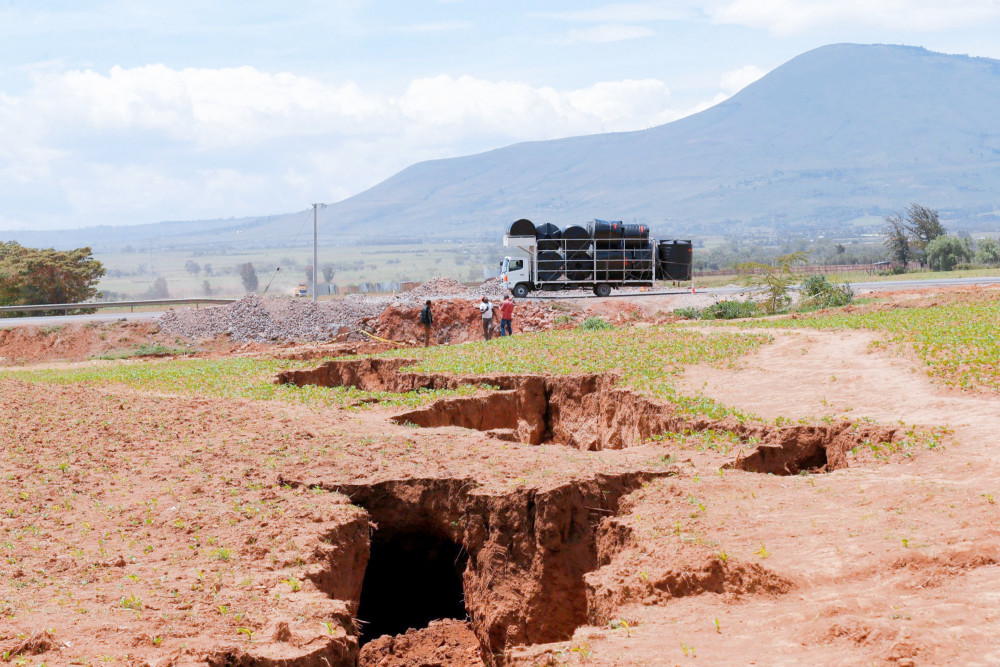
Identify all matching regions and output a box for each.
[500,256,530,297]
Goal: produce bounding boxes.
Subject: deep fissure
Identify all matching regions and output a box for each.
[357,527,469,645]
[304,473,668,665]
[278,358,902,470]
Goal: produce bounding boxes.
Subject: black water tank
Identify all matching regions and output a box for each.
[565,259,594,281]
[588,219,624,250]
[657,241,693,281]
[588,219,622,238]
[562,225,591,257]
[622,223,650,249]
[535,223,562,251]
[537,250,565,281]
[626,248,654,280]
[594,249,625,281]
[508,218,535,236]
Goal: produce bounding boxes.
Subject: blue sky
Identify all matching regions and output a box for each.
[2,0,1000,230]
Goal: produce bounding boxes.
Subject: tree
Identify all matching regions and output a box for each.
[145,276,170,299]
[184,260,201,276]
[202,280,213,295]
[904,203,945,266]
[925,235,972,271]
[322,265,335,283]
[881,213,911,267]
[305,265,314,284]
[736,251,807,315]
[976,237,1000,265]
[239,262,258,292]
[0,242,105,315]
[882,204,945,268]
[203,263,214,276]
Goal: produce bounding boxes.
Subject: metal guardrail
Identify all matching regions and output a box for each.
[0,297,237,315]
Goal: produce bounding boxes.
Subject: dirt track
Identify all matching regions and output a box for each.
[2,285,1000,665]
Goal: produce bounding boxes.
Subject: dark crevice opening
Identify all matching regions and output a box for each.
[797,446,829,473]
[357,527,469,646]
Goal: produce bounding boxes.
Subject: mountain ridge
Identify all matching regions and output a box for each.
[5,43,1000,251]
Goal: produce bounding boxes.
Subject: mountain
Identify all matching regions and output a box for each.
[327,43,1000,239]
[6,43,1000,251]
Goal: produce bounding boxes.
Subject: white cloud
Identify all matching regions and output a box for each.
[719,64,766,93]
[710,0,1000,35]
[390,20,473,33]
[564,24,657,43]
[28,65,388,149]
[533,2,700,23]
[397,75,675,138]
[0,65,702,228]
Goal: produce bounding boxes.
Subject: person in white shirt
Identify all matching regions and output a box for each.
[478,297,496,340]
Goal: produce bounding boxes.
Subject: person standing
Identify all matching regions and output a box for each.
[478,296,496,340]
[499,295,514,337]
[419,300,433,347]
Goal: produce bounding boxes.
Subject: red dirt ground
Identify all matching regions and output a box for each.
[2,284,1000,666]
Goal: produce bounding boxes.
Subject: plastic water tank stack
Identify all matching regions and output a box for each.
[588,219,624,250]
[657,240,693,281]
[533,222,564,280]
[508,217,692,285]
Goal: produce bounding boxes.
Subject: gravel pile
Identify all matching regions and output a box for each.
[158,293,390,342]
[157,277,515,343]
[406,277,469,298]
[469,277,510,300]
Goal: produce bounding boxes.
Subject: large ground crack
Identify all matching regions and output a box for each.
[280,471,673,666]
[278,359,903,473]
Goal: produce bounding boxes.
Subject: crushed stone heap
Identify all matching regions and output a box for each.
[157,278,514,343]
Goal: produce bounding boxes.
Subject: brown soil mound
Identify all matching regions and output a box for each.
[0,321,174,364]
[359,620,483,666]
[371,298,561,345]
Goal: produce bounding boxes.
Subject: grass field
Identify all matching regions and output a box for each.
[0,357,486,410]
[692,266,1000,289]
[740,296,1000,392]
[3,324,773,418]
[386,324,772,418]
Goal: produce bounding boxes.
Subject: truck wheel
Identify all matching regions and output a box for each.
[512,283,530,299]
[593,283,612,297]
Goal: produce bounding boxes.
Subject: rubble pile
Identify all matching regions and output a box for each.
[469,277,509,301]
[156,277,516,344]
[158,294,388,342]
[405,278,470,299]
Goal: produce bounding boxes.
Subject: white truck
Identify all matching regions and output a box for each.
[500,219,692,298]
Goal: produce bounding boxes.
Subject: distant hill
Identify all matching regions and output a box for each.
[6,43,1000,251]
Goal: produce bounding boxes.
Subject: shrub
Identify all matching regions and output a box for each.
[926,235,972,271]
[673,307,702,320]
[799,275,853,309]
[976,237,1000,266]
[673,300,761,320]
[578,316,613,331]
[702,300,760,320]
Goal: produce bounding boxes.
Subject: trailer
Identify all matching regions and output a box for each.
[499,219,693,298]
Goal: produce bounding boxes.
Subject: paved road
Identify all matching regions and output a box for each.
[534,275,1000,299]
[1,275,998,328]
[0,310,165,329]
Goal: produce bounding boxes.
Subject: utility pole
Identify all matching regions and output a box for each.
[311,203,326,302]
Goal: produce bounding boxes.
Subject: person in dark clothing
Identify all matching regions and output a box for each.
[499,295,514,337]
[419,300,433,346]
